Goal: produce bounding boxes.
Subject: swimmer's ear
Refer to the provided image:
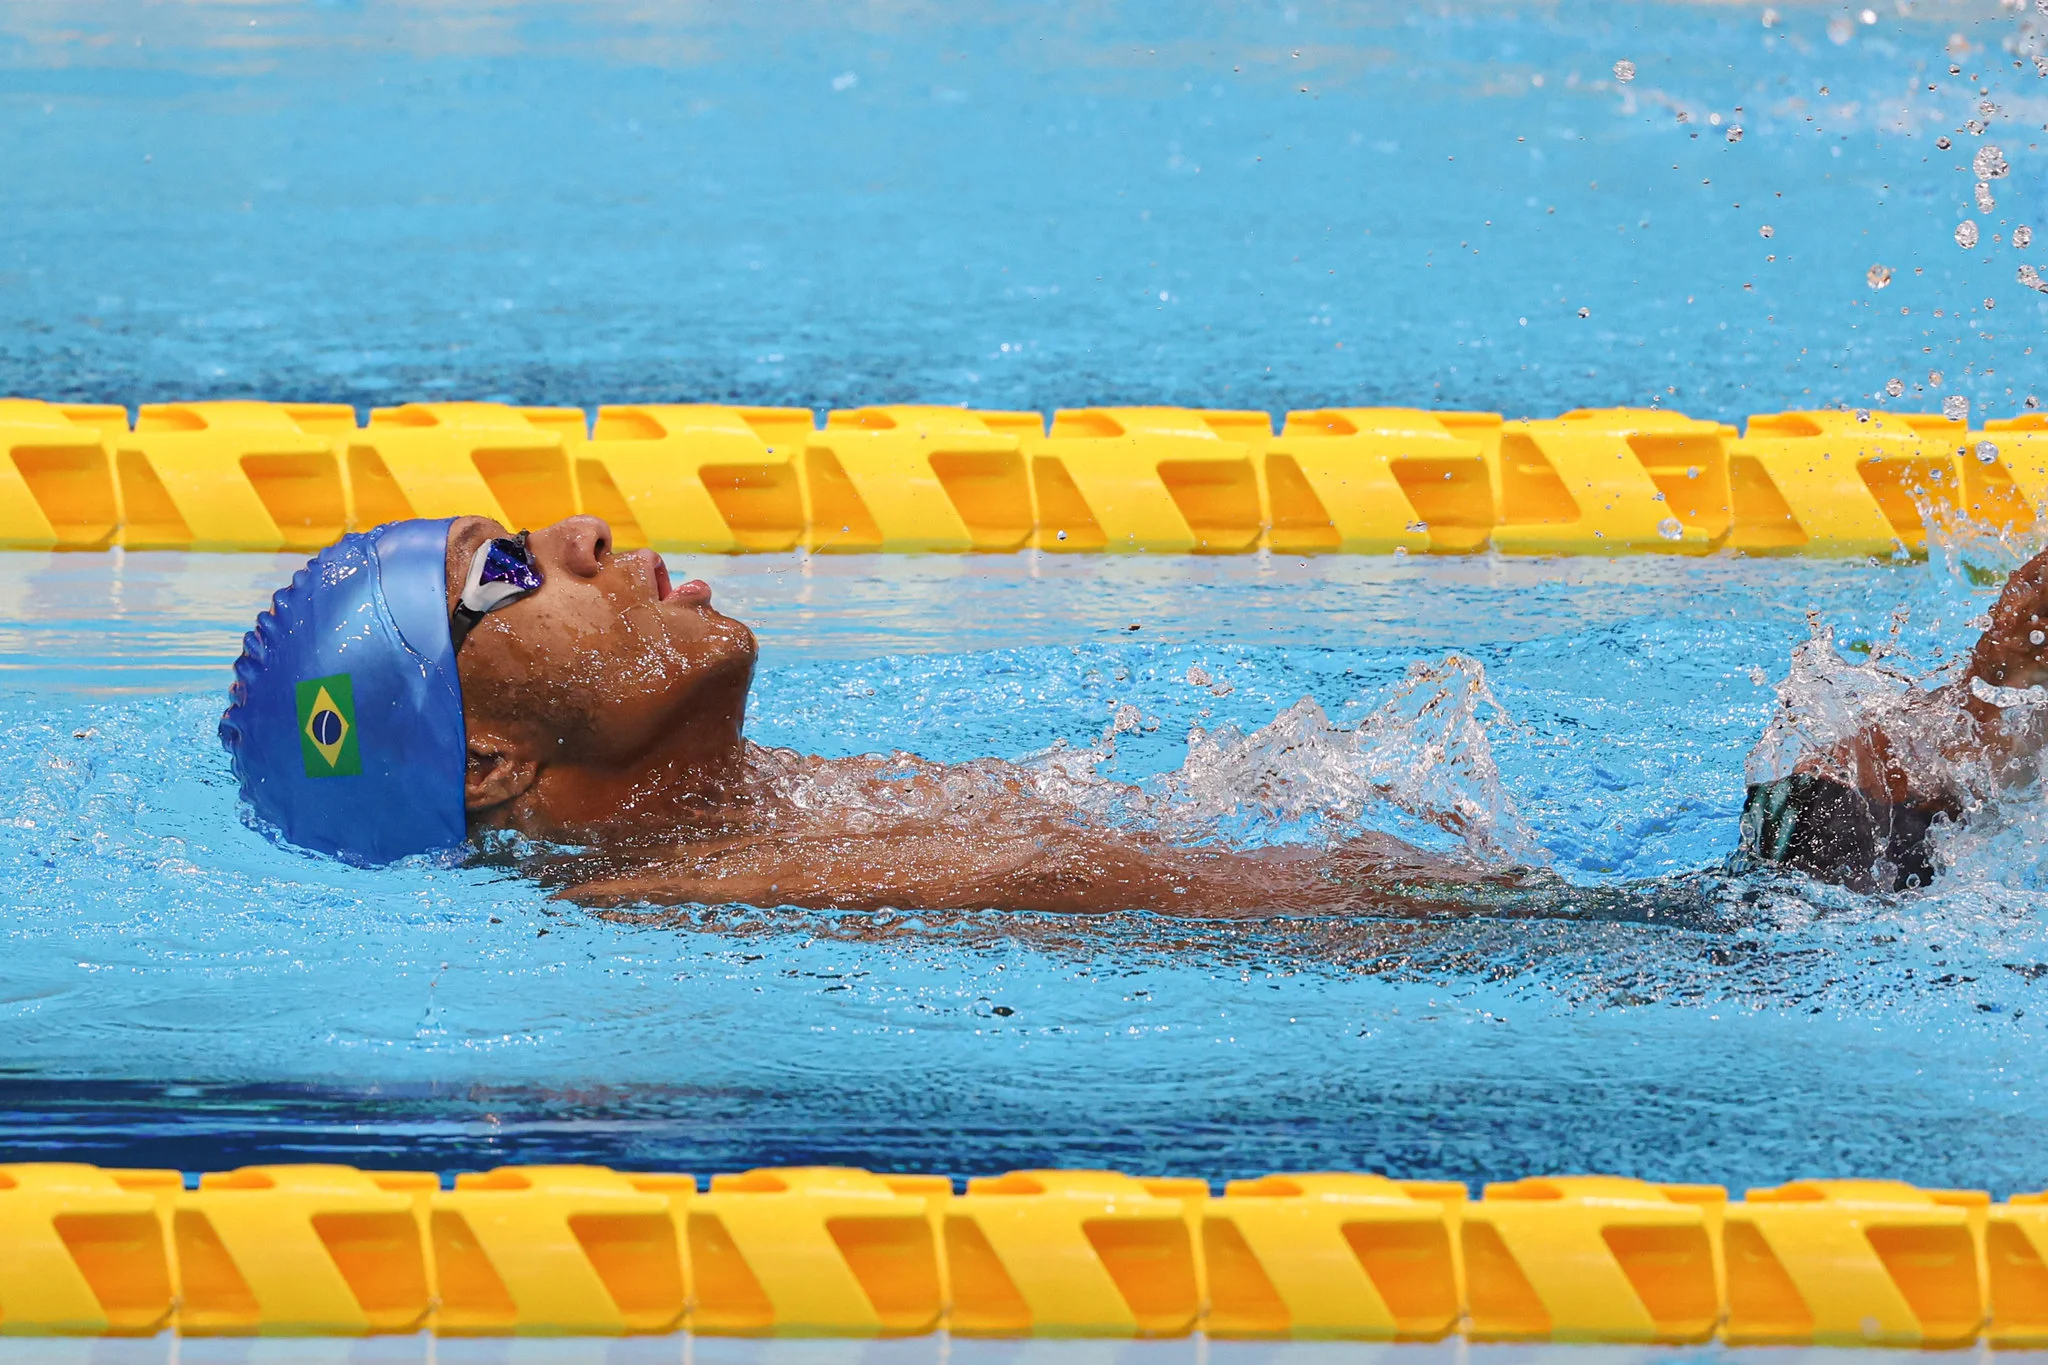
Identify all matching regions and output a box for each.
[464,733,538,812]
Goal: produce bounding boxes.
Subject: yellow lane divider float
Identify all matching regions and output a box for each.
[0,399,2036,555]
[0,1164,2043,1342]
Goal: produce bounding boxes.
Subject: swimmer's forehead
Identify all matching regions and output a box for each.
[444,515,510,612]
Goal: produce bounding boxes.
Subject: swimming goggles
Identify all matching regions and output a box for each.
[449,530,544,652]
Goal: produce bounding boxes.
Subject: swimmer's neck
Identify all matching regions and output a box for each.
[467,670,754,839]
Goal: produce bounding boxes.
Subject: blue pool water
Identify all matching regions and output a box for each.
[0,0,2042,422]
[4,547,2048,1191]
[5,0,2048,1193]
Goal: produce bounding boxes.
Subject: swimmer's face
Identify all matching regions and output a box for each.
[444,515,757,769]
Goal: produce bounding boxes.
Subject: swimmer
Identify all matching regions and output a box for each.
[1741,549,2048,892]
[222,515,1495,915]
[221,516,2048,907]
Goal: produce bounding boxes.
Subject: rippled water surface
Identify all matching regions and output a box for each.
[5,0,2048,1185]
[3,549,2046,1188]
[1,0,2043,420]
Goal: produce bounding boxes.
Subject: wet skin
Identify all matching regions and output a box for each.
[1806,544,2048,809]
[442,515,1492,914]
[443,517,2048,910]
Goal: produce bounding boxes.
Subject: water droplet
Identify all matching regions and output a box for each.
[1867,264,1894,289]
[1937,136,1953,150]
[1827,15,1854,42]
[1944,394,1970,420]
[2014,226,2033,249]
[1726,125,1744,143]
[1974,147,2009,182]
[1967,119,1985,136]
[2020,264,2047,293]
[1854,408,1872,423]
[1392,545,1409,557]
[1885,378,1906,398]
[1930,369,1945,387]
[1957,220,1981,249]
[1056,529,1068,540]
[1978,440,2001,464]
[1657,517,1685,541]
[1577,306,1590,318]
[1986,297,1997,310]
[1976,182,1996,214]
[1613,59,1636,83]
[1761,6,1778,25]
[1759,224,1774,239]
[2030,629,2043,646]
[1860,6,1877,20]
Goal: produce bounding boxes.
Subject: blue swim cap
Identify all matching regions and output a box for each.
[219,518,468,863]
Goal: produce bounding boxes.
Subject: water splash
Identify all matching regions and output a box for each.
[1008,655,1535,864]
[1741,601,2048,893]
[1141,655,1537,862]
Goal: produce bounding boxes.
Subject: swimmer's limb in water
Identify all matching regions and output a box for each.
[549,826,1514,918]
[1737,542,2048,890]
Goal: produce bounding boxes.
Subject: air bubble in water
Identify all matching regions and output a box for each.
[1976,182,1996,213]
[1726,125,1744,143]
[2016,226,2034,249]
[1867,264,1894,288]
[1885,377,1906,398]
[1944,395,1970,420]
[1975,145,2010,179]
[1613,59,1636,82]
[1978,440,2001,464]
[1759,224,1774,239]
[1657,517,1685,541]
[1957,220,1981,249]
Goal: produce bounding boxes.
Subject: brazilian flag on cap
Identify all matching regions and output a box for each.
[296,673,362,778]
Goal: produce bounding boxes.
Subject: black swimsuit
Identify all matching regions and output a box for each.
[1741,772,1945,892]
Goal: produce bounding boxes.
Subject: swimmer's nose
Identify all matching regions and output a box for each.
[535,516,612,580]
